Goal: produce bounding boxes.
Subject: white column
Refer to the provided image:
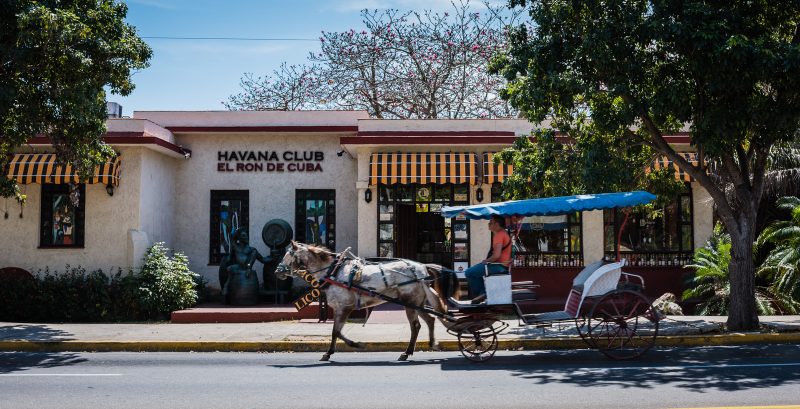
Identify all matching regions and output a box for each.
[582,210,605,264]
[355,148,376,257]
[692,182,714,249]
[470,184,490,265]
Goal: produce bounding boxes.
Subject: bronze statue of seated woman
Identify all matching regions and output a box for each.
[219,228,269,305]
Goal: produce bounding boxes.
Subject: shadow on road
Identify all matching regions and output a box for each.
[0,352,88,374]
[0,324,86,374]
[439,344,800,392]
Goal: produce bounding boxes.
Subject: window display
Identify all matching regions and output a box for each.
[603,189,693,266]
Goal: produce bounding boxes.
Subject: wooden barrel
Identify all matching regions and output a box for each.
[262,219,293,249]
[227,267,260,305]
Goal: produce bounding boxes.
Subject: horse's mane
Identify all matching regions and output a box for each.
[304,243,334,261]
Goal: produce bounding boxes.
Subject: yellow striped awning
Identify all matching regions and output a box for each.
[5,154,121,186]
[369,152,478,185]
[483,152,513,184]
[646,152,699,182]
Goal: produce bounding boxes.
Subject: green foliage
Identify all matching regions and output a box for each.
[683,224,774,315]
[0,244,203,322]
[1,0,151,201]
[137,243,198,318]
[492,0,800,329]
[495,124,685,205]
[756,196,800,314]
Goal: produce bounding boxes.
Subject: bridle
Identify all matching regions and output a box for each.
[280,244,350,278]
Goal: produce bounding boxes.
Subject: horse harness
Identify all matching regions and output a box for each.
[288,246,441,314]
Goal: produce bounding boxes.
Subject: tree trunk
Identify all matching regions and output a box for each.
[726,210,760,331]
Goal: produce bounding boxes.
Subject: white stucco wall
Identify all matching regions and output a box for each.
[170,132,358,287]
[0,147,145,273]
[124,148,181,269]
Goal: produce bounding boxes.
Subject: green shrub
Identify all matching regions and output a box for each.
[683,223,774,315]
[137,243,198,319]
[0,243,200,322]
[756,196,800,314]
[0,268,37,322]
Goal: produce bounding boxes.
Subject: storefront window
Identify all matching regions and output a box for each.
[510,213,583,267]
[490,183,582,267]
[603,189,693,266]
[377,183,469,268]
[209,190,249,265]
[295,189,336,250]
[40,184,85,247]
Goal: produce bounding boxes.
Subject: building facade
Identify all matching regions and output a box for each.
[0,110,713,302]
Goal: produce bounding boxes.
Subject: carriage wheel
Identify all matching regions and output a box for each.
[574,317,595,349]
[456,321,500,363]
[587,290,659,360]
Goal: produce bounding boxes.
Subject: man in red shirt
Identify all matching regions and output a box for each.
[463,215,512,303]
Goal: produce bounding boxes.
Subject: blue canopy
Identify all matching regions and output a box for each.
[441,191,656,219]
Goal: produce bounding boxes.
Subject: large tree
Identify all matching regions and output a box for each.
[227,1,519,119]
[1,0,151,201]
[491,0,800,330]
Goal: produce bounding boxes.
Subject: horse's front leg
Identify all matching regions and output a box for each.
[399,307,421,361]
[321,306,363,361]
[419,311,439,350]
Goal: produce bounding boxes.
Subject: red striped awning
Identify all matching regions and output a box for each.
[5,153,121,186]
[368,152,478,185]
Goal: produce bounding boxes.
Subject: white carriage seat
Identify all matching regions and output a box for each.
[570,260,606,292]
[564,260,625,318]
[484,263,512,305]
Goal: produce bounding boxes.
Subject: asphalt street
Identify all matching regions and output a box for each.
[1,345,800,409]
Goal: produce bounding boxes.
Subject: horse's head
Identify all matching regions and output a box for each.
[275,241,335,280]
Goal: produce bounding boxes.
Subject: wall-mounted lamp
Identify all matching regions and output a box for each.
[336,147,353,159]
[364,188,373,203]
[106,184,114,197]
[475,187,484,202]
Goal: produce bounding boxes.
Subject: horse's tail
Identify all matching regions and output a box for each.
[424,264,459,321]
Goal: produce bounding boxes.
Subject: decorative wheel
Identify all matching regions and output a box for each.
[587,290,659,360]
[456,320,500,363]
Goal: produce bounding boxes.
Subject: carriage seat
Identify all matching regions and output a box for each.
[483,262,512,305]
[520,260,626,324]
[570,260,606,292]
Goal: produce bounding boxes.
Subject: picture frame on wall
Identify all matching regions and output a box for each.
[453,243,468,260]
[453,262,468,278]
[453,223,468,239]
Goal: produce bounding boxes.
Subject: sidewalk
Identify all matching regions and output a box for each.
[2,311,799,353]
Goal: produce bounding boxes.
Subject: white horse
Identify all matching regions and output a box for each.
[276,241,455,361]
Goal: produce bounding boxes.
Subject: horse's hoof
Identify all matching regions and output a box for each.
[398,354,408,361]
[430,342,442,351]
[320,354,330,361]
[353,342,365,349]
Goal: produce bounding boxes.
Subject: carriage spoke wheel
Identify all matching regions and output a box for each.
[587,290,659,360]
[574,317,595,349]
[457,321,499,363]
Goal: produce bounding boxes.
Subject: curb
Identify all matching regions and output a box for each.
[1,333,799,353]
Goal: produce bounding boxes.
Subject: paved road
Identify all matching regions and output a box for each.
[2,345,800,409]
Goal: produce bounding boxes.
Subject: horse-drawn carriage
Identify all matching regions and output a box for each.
[277,191,662,363]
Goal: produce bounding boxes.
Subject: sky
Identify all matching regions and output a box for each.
[114,0,476,117]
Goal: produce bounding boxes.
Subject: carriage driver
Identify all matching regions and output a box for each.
[464,214,512,304]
